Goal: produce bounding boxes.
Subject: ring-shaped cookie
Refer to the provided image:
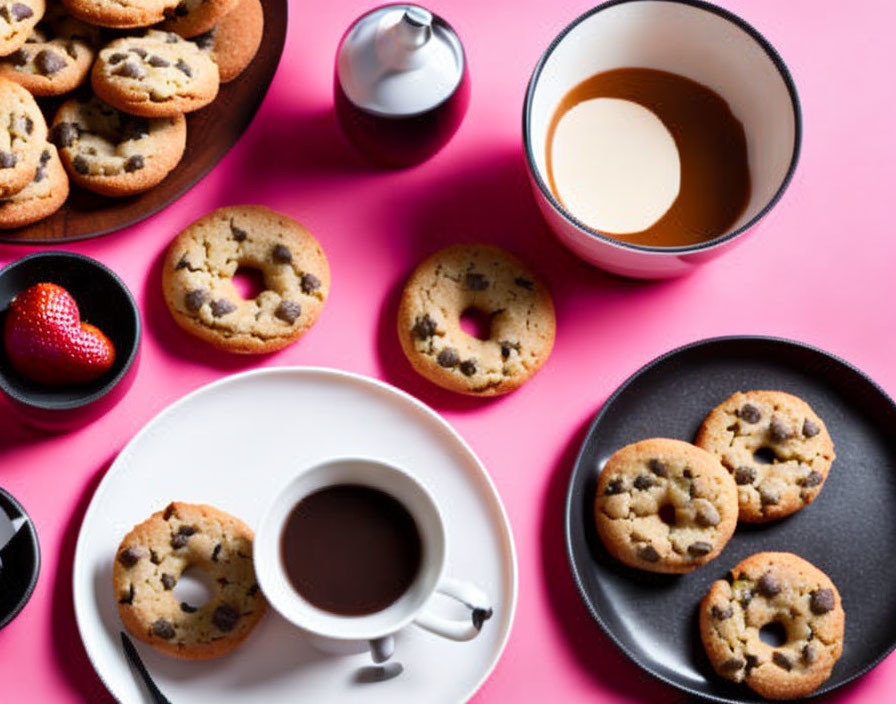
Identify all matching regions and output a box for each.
[114,502,267,659]
[593,438,739,574]
[397,244,555,396]
[700,551,845,699]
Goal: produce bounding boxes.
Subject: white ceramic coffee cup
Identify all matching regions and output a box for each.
[523,0,801,279]
[254,457,492,664]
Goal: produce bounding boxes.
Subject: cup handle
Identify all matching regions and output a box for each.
[413,578,493,641]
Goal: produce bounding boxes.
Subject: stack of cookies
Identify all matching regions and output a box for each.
[0,0,264,227]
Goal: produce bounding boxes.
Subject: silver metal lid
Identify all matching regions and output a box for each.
[336,4,466,117]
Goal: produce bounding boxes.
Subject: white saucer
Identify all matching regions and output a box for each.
[73,368,517,703]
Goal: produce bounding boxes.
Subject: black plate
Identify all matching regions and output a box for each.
[0,487,40,630]
[565,336,896,702]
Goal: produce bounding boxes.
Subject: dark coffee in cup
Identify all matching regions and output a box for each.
[280,484,422,616]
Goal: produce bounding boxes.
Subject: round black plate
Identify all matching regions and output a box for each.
[0,487,40,630]
[565,336,896,702]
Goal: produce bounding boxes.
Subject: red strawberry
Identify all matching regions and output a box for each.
[3,282,116,386]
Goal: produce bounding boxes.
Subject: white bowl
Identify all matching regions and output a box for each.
[523,0,801,279]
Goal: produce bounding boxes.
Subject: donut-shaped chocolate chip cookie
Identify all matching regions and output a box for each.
[696,390,835,523]
[114,502,267,659]
[162,205,330,354]
[700,552,845,700]
[397,244,555,396]
[593,438,738,574]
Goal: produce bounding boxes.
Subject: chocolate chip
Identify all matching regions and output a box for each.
[499,341,517,359]
[171,533,189,549]
[275,300,301,324]
[150,550,161,565]
[211,543,222,562]
[734,466,756,485]
[211,299,237,317]
[212,605,239,632]
[759,485,779,506]
[9,49,27,66]
[803,419,820,437]
[696,504,720,527]
[152,619,175,639]
[129,47,148,58]
[124,154,144,172]
[683,468,693,479]
[301,272,321,294]
[174,1,189,16]
[230,223,247,241]
[175,58,192,77]
[459,359,477,376]
[35,49,66,75]
[738,404,762,424]
[411,313,437,340]
[119,584,135,605]
[0,151,16,169]
[802,644,817,663]
[648,459,668,477]
[39,149,49,164]
[118,548,144,568]
[272,244,292,263]
[72,155,89,174]
[437,348,459,367]
[193,29,216,50]
[121,117,150,142]
[178,525,196,536]
[248,583,259,597]
[772,652,792,671]
[108,52,128,65]
[810,588,835,614]
[803,470,823,488]
[514,277,533,290]
[687,541,712,557]
[148,55,170,67]
[711,605,733,620]
[180,602,197,613]
[114,61,144,79]
[720,658,745,672]
[465,272,488,290]
[184,289,208,312]
[637,545,660,562]
[758,572,782,597]
[217,577,229,586]
[50,122,79,148]
[604,478,624,495]
[10,3,33,20]
[769,418,791,442]
[163,504,177,520]
[633,474,655,490]
[161,573,176,590]
[740,590,754,608]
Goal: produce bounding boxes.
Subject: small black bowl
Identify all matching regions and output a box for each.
[0,252,141,432]
[0,487,40,630]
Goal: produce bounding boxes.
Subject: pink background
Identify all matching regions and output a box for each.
[1,0,894,701]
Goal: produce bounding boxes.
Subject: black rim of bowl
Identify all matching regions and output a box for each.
[563,335,896,702]
[522,0,803,256]
[0,486,40,631]
[0,252,141,411]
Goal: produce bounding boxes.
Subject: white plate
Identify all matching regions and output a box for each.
[73,368,517,704]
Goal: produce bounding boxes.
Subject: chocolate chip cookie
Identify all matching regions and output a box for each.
[49,94,186,196]
[162,205,331,354]
[61,0,177,29]
[0,144,67,227]
[594,438,738,573]
[91,30,219,117]
[696,391,835,523]
[700,552,844,699]
[160,0,239,39]
[190,0,262,83]
[0,76,48,197]
[114,502,267,659]
[397,244,555,396]
[0,0,44,57]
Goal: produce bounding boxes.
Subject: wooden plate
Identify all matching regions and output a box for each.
[0,0,287,244]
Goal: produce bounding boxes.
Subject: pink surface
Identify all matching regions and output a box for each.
[1,0,894,701]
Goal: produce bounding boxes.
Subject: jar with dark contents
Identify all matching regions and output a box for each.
[334,4,470,168]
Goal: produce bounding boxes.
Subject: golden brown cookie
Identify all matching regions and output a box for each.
[0,0,44,56]
[397,244,555,396]
[695,391,835,523]
[160,0,239,39]
[60,0,177,29]
[190,0,262,83]
[162,205,331,354]
[593,438,738,574]
[700,552,845,699]
[114,502,267,659]
[0,144,67,227]
[0,76,47,197]
[49,94,186,196]
[91,30,219,117]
